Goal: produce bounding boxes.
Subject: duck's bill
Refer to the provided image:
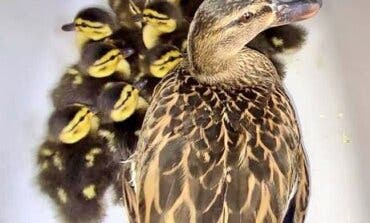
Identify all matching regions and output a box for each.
[61,23,76,31]
[272,0,322,26]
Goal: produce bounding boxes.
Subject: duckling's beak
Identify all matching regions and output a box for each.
[133,78,148,91]
[61,23,76,31]
[272,0,322,26]
[120,47,135,58]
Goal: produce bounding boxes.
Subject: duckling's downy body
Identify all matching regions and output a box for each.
[52,42,136,109]
[37,138,118,223]
[38,105,120,223]
[133,0,321,222]
[51,66,121,110]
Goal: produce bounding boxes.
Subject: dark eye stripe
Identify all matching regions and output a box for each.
[69,111,90,132]
[76,22,104,29]
[94,53,120,66]
[144,14,170,21]
[116,90,133,109]
[153,55,182,66]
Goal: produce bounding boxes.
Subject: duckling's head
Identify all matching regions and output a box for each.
[188,0,322,78]
[143,44,183,78]
[142,1,182,33]
[79,42,134,78]
[97,82,140,122]
[48,105,99,144]
[62,7,116,45]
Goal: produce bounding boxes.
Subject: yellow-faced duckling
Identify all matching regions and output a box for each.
[62,7,117,48]
[141,1,189,49]
[133,0,321,222]
[108,0,146,29]
[136,44,183,100]
[96,82,149,202]
[97,82,148,124]
[38,104,120,222]
[47,104,99,144]
[141,44,183,78]
[78,41,135,79]
[51,42,135,109]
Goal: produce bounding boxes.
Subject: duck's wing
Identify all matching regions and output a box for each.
[283,145,310,223]
[122,164,140,223]
[135,72,306,222]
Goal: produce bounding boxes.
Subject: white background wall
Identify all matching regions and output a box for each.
[0,0,369,222]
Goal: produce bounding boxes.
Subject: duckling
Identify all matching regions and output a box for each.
[38,105,120,223]
[141,44,183,78]
[250,24,307,56]
[62,7,117,48]
[141,1,189,49]
[145,0,203,21]
[47,104,100,144]
[96,82,149,202]
[135,44,183,100]
[78,41,135,79]
[247,24,307,78]
[37,139,118,223]
[132,1,321,223]
[51,66,118,110]
[97,82,148,124]
[51,43,135,109]
[108,0,146,29]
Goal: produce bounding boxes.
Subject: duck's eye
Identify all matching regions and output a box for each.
[238,12,253,23]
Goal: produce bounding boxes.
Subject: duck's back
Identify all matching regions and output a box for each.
[135,67,303,223]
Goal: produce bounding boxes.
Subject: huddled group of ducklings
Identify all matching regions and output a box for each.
[36,0,308,222]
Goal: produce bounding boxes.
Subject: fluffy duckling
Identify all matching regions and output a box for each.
[141,1,189,49]
[62,7,117,48]
[51,42,134,109]
[47,104,100,144]
[141,44,183,78]
[250,25,307,55]
[37,139,118,223]
[108,0,146,29]
[136,44,183,100]
[78,41,134,79]
[96,82,149,202]
[61,7,143,52]
[247,24,307,78]
[132,0,321,222]
[38,105,119,223]
[97,82,148,125]
[51,66,119,110]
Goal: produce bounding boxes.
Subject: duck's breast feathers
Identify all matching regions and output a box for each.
[136,69,303,222]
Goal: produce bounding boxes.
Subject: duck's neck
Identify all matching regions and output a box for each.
[187,34,280,87]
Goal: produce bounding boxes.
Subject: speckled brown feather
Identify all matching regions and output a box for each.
[134,62,309,222]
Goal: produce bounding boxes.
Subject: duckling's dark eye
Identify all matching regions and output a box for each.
[238,12,253,23]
